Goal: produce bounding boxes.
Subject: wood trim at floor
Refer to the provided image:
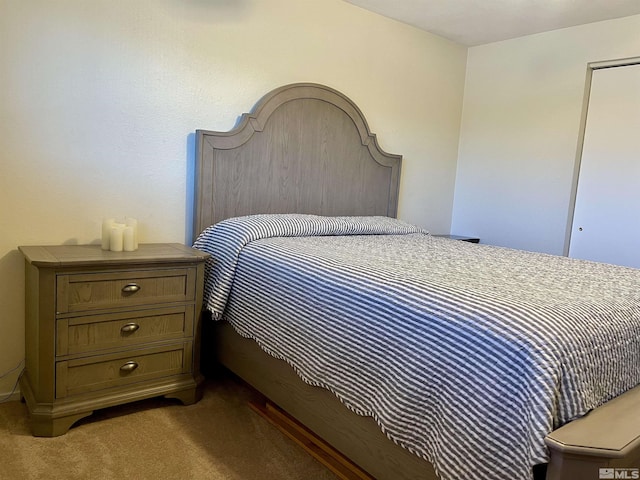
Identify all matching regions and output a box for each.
[249,399,375,480]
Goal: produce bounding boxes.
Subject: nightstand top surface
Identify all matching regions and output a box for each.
[19,243,209,267]
[432,234,480,243]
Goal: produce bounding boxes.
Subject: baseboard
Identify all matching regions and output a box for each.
[0,390,21,403]
[0,362,24,403]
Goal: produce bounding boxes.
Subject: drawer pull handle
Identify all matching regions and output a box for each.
[120,361,139,373]
[120,323,140,334]
[122,283,140,294]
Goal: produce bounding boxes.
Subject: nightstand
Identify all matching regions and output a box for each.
[433,234,480,243]
[18,243,209,436]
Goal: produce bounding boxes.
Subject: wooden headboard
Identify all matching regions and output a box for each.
[193,83,402,239]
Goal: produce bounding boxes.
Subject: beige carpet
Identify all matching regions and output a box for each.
[0,374,338,480]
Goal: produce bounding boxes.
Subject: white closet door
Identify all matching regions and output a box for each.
[569,63,640,268]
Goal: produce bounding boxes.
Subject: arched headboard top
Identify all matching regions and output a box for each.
[194,83,402,239]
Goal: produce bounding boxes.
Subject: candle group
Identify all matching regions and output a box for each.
[102,218,139,252]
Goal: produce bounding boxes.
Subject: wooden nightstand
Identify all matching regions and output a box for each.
[18,243,209,436]
[433,234,480,243]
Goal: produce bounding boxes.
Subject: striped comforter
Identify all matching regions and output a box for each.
[193,214,640,480]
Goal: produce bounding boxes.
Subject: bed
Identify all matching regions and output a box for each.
[191,83,640,480]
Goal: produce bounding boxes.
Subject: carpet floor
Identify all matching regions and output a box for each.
[0,374,338,480]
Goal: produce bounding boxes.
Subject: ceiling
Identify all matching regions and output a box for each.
[343,0,640,46]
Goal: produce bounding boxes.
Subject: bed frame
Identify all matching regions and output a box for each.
[193,83,640,480]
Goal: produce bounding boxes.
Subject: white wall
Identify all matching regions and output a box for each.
[0,0,467,398]
[452,14,640,254]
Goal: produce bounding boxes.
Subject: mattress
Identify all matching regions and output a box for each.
[193,214,640,480]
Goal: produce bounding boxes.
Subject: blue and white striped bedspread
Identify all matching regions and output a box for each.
[193,214,640,480]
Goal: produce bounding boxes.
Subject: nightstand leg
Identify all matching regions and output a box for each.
[30,411,94,437]
[164,385,203,406]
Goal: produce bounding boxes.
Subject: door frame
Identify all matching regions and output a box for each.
[563,56,640,256]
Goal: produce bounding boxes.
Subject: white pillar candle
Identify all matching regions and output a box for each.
[110,225,124,252]
[101,218,115,250]
[123,226,135,252]
[125,217,138,249]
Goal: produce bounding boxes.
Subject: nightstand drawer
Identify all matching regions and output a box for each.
[57,268,196,314]
[55,343,192,398]
[56,306,195,356]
